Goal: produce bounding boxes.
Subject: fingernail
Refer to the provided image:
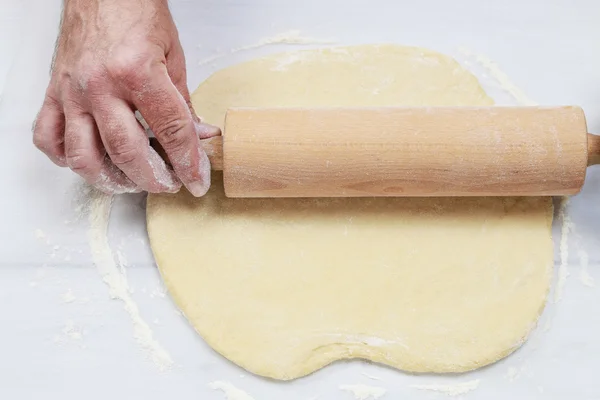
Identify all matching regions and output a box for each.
[195,121,221,138]
[187,179,210,197]
[186,150,211,197]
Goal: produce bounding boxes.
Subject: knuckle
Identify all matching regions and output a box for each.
[154,116,191,150]
[105,51,152,91]
[81,67,108,94]
[32,131,50,152]
[66,153,95,175]
[106,134,141,167]
[33,122,57,153]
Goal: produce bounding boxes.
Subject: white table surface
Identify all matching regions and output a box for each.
[1,0,600,399]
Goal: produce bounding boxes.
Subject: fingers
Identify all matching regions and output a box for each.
[63,109,139,194]
[131,66,211,197]
[92,98,181,193]
[33,95,67,167]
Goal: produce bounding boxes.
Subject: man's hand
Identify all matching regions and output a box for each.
[33,0,219,196]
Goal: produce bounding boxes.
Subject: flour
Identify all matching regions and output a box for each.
[506,366,519,381]
[150,286,166,299]
[34,228,46,241]
[233,30,336,51]
[199,30,337,66]
[361,372,383,381]
[198,53,226,67]
[339,384,386,400]
[208,381,256,400]
[505,364,531,382]
[62,320,83,340]
[458,47,536,106]
[409,379,480,396]
[148,147,181,193]
[577,248,595,287]
[555,198,572,302]
[61,289,76,303]
[87,189,173,370]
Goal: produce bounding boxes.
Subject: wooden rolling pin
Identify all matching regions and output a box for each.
[158,106,600,198]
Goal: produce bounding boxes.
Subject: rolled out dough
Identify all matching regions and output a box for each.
[147,45,553,380]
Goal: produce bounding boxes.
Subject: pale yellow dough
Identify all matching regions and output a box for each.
[147,45,553,380]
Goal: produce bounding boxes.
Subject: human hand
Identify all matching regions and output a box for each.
[33,0,219,196]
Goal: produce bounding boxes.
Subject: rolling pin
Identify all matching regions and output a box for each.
[160,106,600,198]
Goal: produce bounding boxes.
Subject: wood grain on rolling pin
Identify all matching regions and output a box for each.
[222,106,589,198]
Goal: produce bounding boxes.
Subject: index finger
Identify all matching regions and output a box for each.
[131,66,211,197]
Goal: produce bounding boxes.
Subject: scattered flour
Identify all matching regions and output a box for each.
[361,372,383,381]
[506,366,520,381]
[198,53,231,66]
[409,379,480,396]
[34,228,46,241]
[150,286,166,299]
[505,365,531,382]
[233,30,336,51]
[62,320,83,340]
[199,30,336,66]
[61,289,76,303]
[87,189,173,370]
[458,47,536,105]
[209,381,256,400]
[339,384,387,400]
[577,248,595,287]
[555,198,572,302]
[116,250,129,278]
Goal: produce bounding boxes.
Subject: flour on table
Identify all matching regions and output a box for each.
[199,30,337,66]
[87,189,172,370]
[53,320,86,347]
[577,248,595,287]
[233,30,336,51]
[339,384,387,400]
[208,381,256,400]
[62,320,83,340]
[505,365,531,382]
[458,47,536,105]
[361,372,383,381]
[555,198,573,302]
[61,289,76,303]
[409,379,480,396]
[506,366,520,381]
[34,228,46,241]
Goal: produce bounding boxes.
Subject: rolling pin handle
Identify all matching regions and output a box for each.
[587,133,600,166]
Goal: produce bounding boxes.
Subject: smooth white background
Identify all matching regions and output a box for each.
[1,0,600,399]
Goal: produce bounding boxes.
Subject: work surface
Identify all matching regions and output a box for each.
[2,0,600,399]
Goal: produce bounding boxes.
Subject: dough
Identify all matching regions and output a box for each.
[147,45,553,380]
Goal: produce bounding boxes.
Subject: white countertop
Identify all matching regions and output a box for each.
[2,0,600,399]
